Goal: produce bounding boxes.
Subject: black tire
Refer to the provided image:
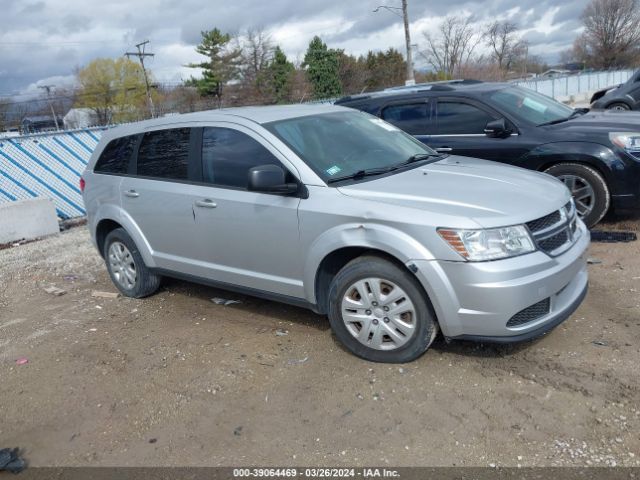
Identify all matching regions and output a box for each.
[103,228,161,298]
[606,102,631,111]
[544,163,610,228]
[327,255,438,363]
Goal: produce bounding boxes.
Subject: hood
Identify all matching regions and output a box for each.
[546,110,640,135]
[337,156,570,228]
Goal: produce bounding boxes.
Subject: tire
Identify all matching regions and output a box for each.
[606,102,631,111]
[544,163,610,228]
[103,228,161,298]
[327,255,438,363]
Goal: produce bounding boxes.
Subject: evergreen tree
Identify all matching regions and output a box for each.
[263,46,295,104]
[302,36,342,99]
[186,29,242,104]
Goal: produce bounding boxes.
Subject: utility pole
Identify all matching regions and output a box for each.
[38,85,60,130]
[373,1,415,86]
[401,0,415,86]
[125,40,155,118]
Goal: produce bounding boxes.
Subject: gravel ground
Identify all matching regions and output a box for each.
[0,221,639,467]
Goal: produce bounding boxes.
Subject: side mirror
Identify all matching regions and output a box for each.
[248,164,299,195]
[484,118,512,138]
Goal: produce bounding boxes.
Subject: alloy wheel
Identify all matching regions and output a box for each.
[558,174,595,218]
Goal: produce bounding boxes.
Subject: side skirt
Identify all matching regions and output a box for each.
[151,268,322,314]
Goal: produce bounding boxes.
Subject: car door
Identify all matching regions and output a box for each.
[120,127,201,272]
[187,124,304,299]
[628,74,640,108]
[379,100,435,144]
[432,97,532,163]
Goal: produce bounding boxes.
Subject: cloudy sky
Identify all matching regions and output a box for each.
[0,0,588,98]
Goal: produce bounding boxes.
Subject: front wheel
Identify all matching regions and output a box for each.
[327,255,438,363]
[606,102,630,111]
[544,163,610,228]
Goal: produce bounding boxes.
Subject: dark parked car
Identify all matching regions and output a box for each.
[591,70,640,111]
[336,80,640,227]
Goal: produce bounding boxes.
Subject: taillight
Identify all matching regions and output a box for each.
[79,177,86,193]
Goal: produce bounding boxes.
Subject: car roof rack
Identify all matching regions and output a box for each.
[335,79,483,103]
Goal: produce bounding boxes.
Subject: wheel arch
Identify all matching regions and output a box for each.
[305,223,436,313]
[526,142,620,190]
[92,207,156,267]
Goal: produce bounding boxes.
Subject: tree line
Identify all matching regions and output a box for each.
[1,0,638,130]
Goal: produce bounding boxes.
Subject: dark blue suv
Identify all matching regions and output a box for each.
[336,80,640,227]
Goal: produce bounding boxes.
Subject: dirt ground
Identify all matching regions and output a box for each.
[1,217,639,468]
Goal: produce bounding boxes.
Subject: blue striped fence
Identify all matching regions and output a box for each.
[0,127,106,219]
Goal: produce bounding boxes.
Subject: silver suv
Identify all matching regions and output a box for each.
[82,104,589,363]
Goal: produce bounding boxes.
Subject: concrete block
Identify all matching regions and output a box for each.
[0,198,59,244]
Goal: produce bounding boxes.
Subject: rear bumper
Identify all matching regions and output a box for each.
[408,221,590,340]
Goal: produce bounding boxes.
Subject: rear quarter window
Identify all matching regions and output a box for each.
[94,135,137,174]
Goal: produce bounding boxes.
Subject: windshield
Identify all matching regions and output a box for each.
[486,86,574,126]
[264,111,436,183]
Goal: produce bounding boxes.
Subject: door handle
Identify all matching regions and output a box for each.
[124,190,139,198]
[435,147,453,153]
[195,199,217,208]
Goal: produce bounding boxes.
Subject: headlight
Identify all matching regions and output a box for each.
[438,225,536,261]
[609,132,640,154]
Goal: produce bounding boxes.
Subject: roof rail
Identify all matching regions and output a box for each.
[334,79,484,104]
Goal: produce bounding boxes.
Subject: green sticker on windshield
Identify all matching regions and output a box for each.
[326,165,341,176]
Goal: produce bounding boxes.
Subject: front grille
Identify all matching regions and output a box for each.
[507,298,551,327]
[526,201,578,256]
[538,230,568,251]
[526,211,561,233]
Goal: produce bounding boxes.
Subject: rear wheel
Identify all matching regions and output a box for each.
[327,255,438,363]
[103,228,161,298]
[606,102,630,111]
[544,163,610,228]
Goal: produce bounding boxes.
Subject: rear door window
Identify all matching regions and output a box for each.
[436,101,495,135]
[381,103,429,135]
[136,128,191,180]
[94,135,137,174]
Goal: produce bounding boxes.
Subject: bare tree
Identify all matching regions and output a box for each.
[575,0,640,68]
[0,98,11,131]
[238,27,275,102]
[484,21,526,77]
[420,16,479,78]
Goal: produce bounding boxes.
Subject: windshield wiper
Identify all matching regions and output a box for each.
[537,108,589,127]
[397,152,445,167]
[327,153,444,184]
[327,166,397,184]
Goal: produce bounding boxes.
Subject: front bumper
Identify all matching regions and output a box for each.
[408,221,590,341]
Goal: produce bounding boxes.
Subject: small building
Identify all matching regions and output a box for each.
[63,108,100,130]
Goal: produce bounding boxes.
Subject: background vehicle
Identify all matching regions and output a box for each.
[590,69,640,111]
[83,105,589,363]
[336,81,640,227]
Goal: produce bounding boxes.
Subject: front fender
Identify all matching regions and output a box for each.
[523,141,625,192]
[303,222,435,304]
